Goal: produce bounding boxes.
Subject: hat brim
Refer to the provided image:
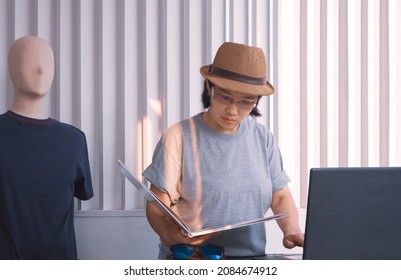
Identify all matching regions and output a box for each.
[200,65,275,96]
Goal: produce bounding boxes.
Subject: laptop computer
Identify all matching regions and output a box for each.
[303,167,401,260]
[118,160,288,238]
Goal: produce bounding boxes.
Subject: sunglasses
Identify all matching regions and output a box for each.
[170,244,225,260]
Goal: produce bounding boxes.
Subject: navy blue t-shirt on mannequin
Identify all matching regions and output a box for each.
[0,110,93,259]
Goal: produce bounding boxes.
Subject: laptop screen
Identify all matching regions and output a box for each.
[303,167,401,260]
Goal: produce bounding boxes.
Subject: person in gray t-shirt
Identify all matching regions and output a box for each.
[143,42,304,259]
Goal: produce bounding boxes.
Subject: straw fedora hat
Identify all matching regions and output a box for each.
[200,42,274,96]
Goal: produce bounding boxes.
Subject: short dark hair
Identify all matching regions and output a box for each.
[201,79,262,117]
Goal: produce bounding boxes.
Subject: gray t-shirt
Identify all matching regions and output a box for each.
[143,113,290,259]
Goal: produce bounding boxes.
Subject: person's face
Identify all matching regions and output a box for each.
[8,37,54,97]
[204,85,258,134]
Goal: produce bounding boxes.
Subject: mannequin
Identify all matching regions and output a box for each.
[8,35,54,119]
[0,36,93,260]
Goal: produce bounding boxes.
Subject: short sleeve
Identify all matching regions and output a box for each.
[74,133,94,200]
[142,123,183,204]
[265,128,291,192]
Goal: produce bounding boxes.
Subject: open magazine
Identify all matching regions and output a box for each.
[118,160,288,238]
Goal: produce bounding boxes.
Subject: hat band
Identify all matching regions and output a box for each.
[209,65,266,85]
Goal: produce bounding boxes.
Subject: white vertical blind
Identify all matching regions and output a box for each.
[0,0,400,211]
[389,0,401,167]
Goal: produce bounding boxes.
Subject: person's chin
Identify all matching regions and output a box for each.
[218,122,238,133]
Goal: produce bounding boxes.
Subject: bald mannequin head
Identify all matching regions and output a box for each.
[8,36,54,96]
[8,36,54,118]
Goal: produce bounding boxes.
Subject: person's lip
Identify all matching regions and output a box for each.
[222,116,237,123]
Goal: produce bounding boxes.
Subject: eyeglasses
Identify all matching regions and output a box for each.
[170,244,225,260]
[211,87,258,110]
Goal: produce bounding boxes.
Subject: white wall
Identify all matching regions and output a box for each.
[1,0,400,259]
[74,211,160,260]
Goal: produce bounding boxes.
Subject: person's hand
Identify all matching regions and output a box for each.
[282,230,304,249]
[160,216,218,246]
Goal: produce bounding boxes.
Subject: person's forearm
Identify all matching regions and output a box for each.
[271,186,304,248]
[273,200,300,234]
[146,200,214,246]
[146,201,172,244]
[271,187,301,234]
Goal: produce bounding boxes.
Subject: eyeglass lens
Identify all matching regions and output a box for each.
[212,87,257,110]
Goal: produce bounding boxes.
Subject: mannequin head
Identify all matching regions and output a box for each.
[8,36,54,98]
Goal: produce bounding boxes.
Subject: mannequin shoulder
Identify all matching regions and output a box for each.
[56,121,88,140]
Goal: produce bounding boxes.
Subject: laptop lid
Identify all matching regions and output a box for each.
[118,160,288,238]
[303,167,401,260]
[117,160,192,235]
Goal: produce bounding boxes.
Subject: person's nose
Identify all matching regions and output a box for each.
[225,103,239,116]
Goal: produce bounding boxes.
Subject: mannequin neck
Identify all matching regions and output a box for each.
[10,90,47,119]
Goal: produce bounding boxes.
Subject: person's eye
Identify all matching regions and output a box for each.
[239,101,255,105]
[218,94,232,101]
